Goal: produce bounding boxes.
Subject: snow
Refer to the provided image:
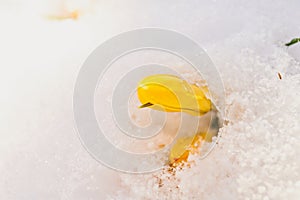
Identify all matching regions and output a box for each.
[0,0,299,199]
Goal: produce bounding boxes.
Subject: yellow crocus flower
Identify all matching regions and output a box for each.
[137,74,216,165]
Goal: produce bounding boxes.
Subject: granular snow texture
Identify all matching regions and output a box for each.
[0,0,299,200]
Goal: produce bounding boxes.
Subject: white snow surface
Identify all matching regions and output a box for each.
[0,0,299,200]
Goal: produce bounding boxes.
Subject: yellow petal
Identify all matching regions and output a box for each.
[137,74,212,116]
[169,135,201,164]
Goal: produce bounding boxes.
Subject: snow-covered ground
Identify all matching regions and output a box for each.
[0,0,299,199]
